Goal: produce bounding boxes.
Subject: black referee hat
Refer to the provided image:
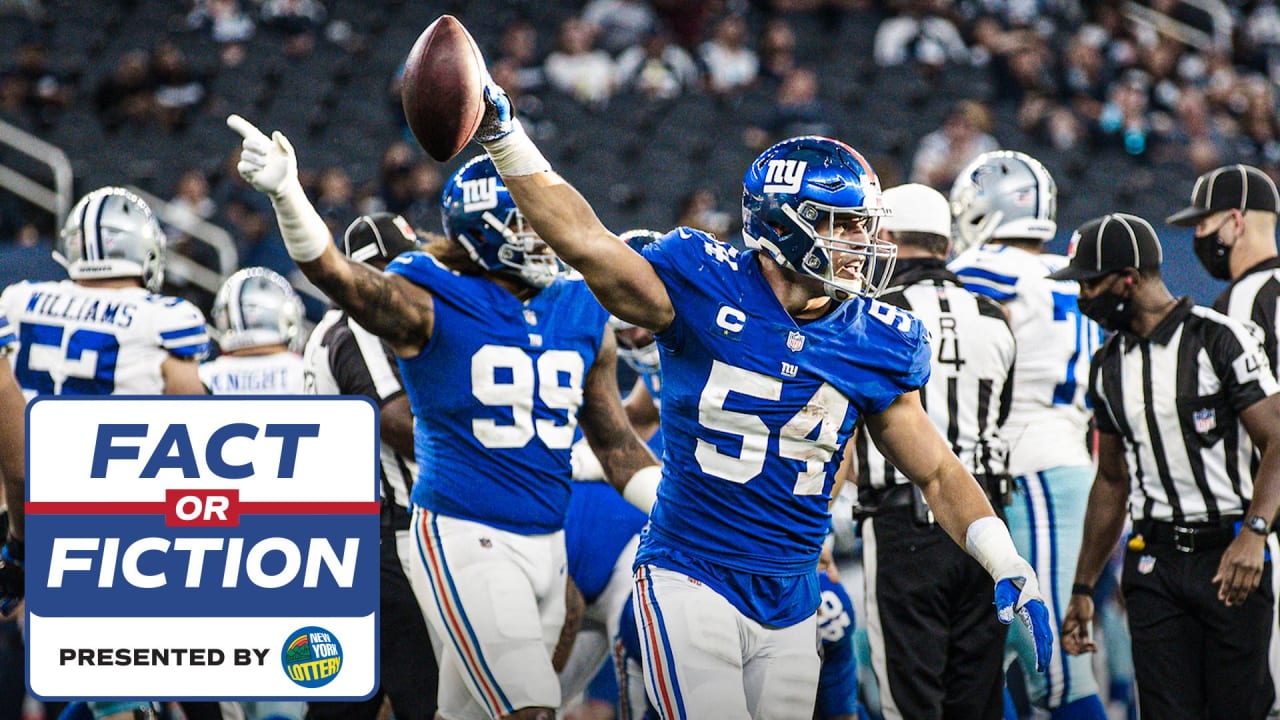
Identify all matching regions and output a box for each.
[1166,164,1280,226]
[1047,213,1163,282]
[342,212,420,263]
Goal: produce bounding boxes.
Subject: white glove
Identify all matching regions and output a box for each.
[228,114,298,197]
[226,114,329,262]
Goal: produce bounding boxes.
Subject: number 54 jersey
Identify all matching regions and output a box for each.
[0,279,209,398]
[635,229,931,625]
[387,253,610,536]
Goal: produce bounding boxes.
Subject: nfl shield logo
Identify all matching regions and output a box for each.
[523,309,537,325]
[787,331,806,352]
[1193,407,1216,433]
[1137,555,1156,575]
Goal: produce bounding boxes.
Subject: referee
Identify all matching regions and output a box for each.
[1056,212,1280,720]
[302,213,438,720]
[855,184,1017,720]
[1167,163,1280,718]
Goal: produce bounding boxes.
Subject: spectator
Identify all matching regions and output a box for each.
[260,0,326,58]
[873,0,968,68]
[758,18,798,83]
[699,14,758,95]
[910,99,1000,189]
[1060,27,1110,125]
[313,166,356,237]
[675,187,731,237]
[1096,69,1153,157]
[1159,87,1229,173]
[615,26,701,101]
[743,66,834,150]
[186,0,255,67]
[497,20,545,93]
[12,39,71,130]
[543,17,617,108]
[151,42,207,132]
[582,0,656,55]
[94,49,153,132]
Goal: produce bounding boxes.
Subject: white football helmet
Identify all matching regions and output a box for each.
[56,187,166,291]
[949,150,1057,255]
[211,267,305,352]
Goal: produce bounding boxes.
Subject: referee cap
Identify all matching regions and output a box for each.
[1166,164,1279,226]
[880,183,951,238]
[342,212,420,263]
[1047,212,1162,281]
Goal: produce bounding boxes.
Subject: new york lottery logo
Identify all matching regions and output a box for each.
[282,626,343,688]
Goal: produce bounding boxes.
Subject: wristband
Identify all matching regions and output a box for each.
[481,119,552,177]
[270,179,332,263]
[965,515,1024,581]
[623,465,661,514]
[1071,583,1094,597]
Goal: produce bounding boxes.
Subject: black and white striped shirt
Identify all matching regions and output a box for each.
[1217,257,1280,370]
[303,308,416,514]
[1088,298,1280,523]
[856,259,1016,490]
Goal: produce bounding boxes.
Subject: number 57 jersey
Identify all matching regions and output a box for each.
[0,279,209,398]
[636,230,931,624]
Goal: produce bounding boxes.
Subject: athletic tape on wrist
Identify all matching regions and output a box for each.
[623,465,661,514]
[271,180,331,263]
[481,119,552,177]
[965,515,1025,581]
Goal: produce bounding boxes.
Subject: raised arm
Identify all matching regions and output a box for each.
[577,329,661,512]
[474,86,673,332]
[227,114,433,356]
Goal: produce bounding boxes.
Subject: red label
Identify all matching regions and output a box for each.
[165,489,240,527]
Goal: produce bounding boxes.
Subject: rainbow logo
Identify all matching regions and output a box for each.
[280,626,343,688]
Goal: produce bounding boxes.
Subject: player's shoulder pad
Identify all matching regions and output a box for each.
[859,297,933,377]
[649,226,740,268]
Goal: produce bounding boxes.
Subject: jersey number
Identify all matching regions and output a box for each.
[695,360,849,495]
[471,344,584,449]
[18,324,119,395]
[1050,291,1097,405]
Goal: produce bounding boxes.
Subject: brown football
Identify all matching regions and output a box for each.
[401,15,485,162]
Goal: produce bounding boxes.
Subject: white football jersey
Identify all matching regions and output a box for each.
[950,245,1103,474]
[200,352,306,395]
[0,279,209,398]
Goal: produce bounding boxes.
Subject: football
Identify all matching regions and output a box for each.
[401,15,486,162]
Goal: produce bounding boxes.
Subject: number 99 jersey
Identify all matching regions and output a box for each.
[634,229,931,626]
[0,279,209,398]
[386,252,610,535]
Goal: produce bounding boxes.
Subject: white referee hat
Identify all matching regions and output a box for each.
[880,183,951,239]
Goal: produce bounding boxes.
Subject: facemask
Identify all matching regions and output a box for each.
[1077,290,1135,333]
[1193,232,1233,280]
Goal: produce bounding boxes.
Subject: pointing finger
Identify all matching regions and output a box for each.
[227,114,269,143]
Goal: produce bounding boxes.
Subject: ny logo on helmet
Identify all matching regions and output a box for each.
[764,159,807,193]
[461,177,499,213]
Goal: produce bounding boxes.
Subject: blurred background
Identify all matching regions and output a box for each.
[0,0,1265,315]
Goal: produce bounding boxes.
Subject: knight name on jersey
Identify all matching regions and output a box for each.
[24,289,137,327]
[205,367,297,393]
[25,397,380,700]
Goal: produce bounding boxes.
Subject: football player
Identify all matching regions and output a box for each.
[200,266,306,395]
[0,187,209,399]
[0,311,26,619]
[0,187,210,720]
[302,212,438,720]
[228,115,658,720]
[949,150,1107,720]
[471,70,1052,718]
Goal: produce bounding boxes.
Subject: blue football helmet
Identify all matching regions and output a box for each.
[609,229,664,376]
[441,155,562,287]
[56,186,166,292]
[742,136,894,299]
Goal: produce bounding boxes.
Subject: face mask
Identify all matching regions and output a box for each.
[1077,289,1135,332]
[1193,232,1233,280]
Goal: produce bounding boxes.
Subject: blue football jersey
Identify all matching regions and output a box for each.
[633,229,930,625]
[387,253,610,534]
[564,480,648,604]
[816,572,860,719]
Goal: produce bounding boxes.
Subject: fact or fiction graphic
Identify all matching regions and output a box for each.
[24,397,380,701]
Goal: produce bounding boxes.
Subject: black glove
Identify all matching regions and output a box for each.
[0,535,24,616]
